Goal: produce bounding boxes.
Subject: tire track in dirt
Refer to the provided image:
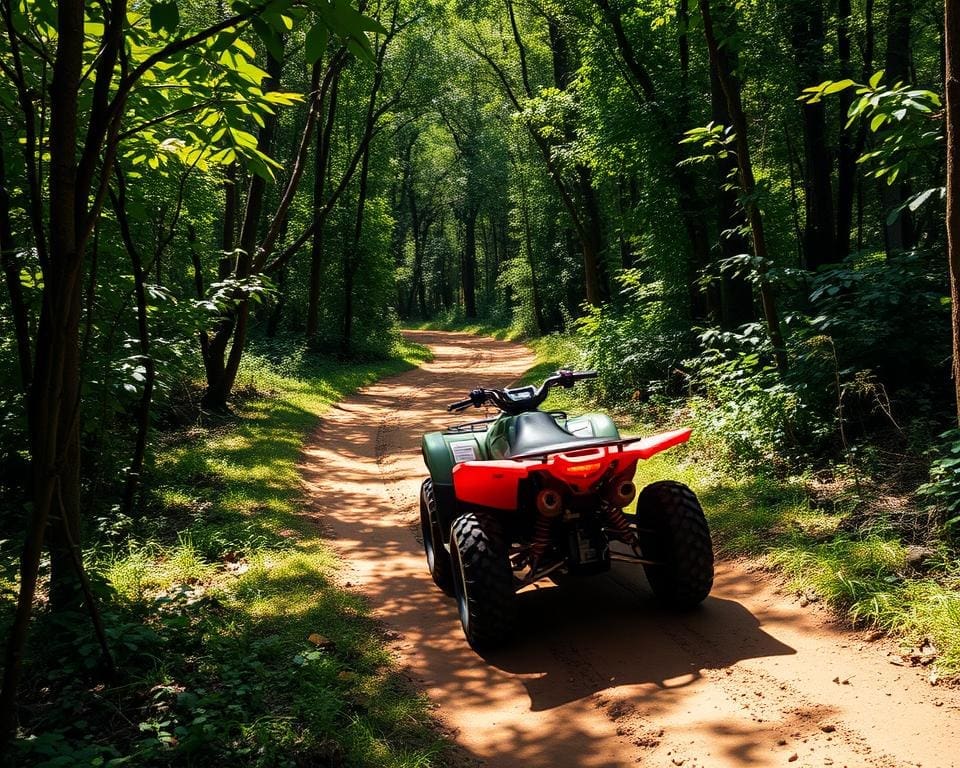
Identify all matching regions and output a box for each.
[300,330,960,768]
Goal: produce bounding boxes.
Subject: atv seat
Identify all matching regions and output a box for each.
[506,411,618,459]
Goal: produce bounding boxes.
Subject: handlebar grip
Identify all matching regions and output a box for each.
[448,389,488,412]
[555,369,598,389]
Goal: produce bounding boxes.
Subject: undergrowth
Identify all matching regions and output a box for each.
[7,337,445,767]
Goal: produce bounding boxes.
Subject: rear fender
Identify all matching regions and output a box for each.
[451,428,693,506]
[625,428,692,459]
[451,460,537,510]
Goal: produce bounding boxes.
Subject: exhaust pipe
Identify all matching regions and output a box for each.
[536,488,563,517]
[608,480,637,508]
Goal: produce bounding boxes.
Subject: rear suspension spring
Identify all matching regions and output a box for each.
[604,504,637,546]
[529,512,555,568]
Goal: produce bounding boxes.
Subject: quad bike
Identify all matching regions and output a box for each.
[419,370,714,650]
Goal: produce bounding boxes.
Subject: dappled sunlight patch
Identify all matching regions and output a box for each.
[105,537,217,600]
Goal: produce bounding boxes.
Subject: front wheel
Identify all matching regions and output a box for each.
[635,481,714,609]
[450,512,516,650]
[420,479,453,595]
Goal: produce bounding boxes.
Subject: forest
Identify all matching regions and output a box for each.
[2,0,960,764]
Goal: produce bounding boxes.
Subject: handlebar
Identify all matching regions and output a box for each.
[447,369,597,415]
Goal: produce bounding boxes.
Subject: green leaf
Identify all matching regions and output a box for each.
[824,78,855,94]
[869,70,885,89]
[149,0,179,33]
[869,113,887,132]
[304,23,328,65]
[252,17,285,61]
[907,187,944,212]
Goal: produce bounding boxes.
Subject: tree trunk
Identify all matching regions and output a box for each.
[518,169,547,335]
[201,52,284,410]
[1,0,85,741]
[791,0,836,270]
[0,128,32,391]
[307,72,340,341]
[462,207,479,318]
[710,64,754,328]
[945,0,960,423]
[111,177,156,519]
[882,0,915,253]
[700,0,788,374]
[835,0,856,262]
[594,0,712,315]
[342,141,372,357]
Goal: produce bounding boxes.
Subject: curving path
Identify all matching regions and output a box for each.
[300,330,960,768]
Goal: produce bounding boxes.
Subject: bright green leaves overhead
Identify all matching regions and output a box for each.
[799,72,942,192]
[308,0,387,63]
[120,22,303,182]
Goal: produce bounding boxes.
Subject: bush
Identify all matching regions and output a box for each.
[575,269,691,406]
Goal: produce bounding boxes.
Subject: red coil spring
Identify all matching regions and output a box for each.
[529,512,554,567]
[604,504,636,545]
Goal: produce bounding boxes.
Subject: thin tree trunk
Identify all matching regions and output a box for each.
[710,64,754,328]
[835,0,856,262]
[462,206,479,318]
[882,0,915,253]
[700,0,788,375]
[202,51,284,409]
[343,138,372,357]
[945,0,960,423]
[111,175,156,518]
[791,0,836,270]
[307,67,341,341]
[0,128,32,391]
[518,166,547,335]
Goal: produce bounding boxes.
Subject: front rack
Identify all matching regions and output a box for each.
[445,417,497,434]
[445,411,568,435]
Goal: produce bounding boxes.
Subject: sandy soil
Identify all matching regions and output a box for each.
[301,330,960,768]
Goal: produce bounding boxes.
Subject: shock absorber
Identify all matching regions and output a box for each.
[529,488,563,569]
[529,513,554,569]
[603,503,637,546]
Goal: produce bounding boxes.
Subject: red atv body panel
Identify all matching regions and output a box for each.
[452,428,692,510]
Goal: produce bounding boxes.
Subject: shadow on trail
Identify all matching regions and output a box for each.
[482,569,796,712]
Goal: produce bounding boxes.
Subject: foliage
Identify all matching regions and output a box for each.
[919,430,960,535]
[8,339,443,766]
[575,269,690,406]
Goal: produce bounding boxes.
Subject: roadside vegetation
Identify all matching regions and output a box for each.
[3,338,445,767]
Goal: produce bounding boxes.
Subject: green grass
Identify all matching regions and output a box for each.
[12,337,447,768]
[403,316,524,341]
[516,327,960,680]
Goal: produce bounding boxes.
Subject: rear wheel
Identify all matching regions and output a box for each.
[420,479,453,595]
[635,481,713,609]
[450,512,516,650]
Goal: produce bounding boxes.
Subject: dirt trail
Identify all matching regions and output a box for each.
[301,330,960,768]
